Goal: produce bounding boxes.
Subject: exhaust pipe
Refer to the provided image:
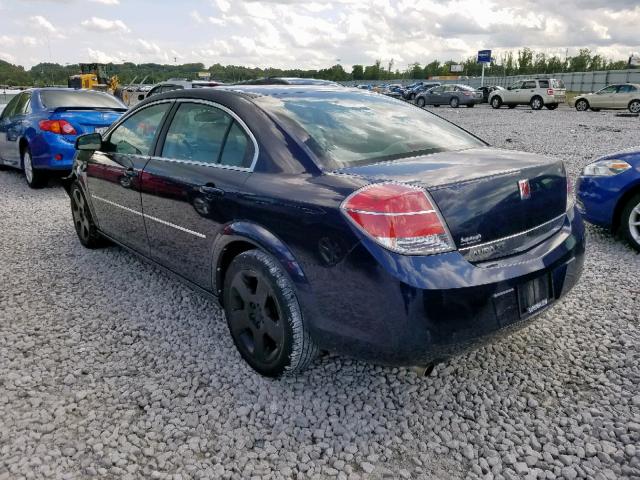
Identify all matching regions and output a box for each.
[412,363,436,377]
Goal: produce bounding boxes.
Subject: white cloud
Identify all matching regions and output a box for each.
[87,47,121,63]
[190,10,204,24]
[81,16,130,32]
[29,15,57,34]
[90,0,120,4]
[137,39,161,54]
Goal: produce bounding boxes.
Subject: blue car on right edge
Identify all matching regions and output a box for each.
[576,148,640,251]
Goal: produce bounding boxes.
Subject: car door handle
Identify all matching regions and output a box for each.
[199,184,225,197]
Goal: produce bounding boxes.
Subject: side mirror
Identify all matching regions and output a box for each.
[75,132,102,151]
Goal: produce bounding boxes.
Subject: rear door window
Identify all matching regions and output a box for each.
[618,85,636,93]
[537,80,549,89]
[160,102,254,168]
[106,103,171,155]
[161,103,231,164]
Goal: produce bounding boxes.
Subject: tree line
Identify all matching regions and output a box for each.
[0,48,634,87]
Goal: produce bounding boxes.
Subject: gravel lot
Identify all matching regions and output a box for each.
[1,104,639,480]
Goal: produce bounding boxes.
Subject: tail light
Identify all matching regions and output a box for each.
[39,120,77,135]
[341,183,455,255]
[547,88,554,96]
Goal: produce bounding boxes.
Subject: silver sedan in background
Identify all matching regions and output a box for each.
[415,84,482,108]
[574,83,640,113]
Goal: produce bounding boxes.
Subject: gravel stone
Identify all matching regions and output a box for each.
[1,105,639,479]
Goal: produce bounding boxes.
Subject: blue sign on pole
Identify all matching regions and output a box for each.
[477,50,492,64]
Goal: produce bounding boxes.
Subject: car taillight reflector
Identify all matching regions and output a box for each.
[39,120,77,135]
[341,183,455,255]
[547,88,554,96]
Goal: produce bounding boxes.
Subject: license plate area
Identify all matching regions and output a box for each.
[518,274,551,316]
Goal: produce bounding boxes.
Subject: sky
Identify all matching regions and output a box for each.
[0,0,639,70]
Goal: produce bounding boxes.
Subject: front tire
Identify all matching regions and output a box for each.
[70,182,107,249]
[491,96,502,109]
[620,193,640,251]
[449,97,460,108]
[629,100,640,114]
[22,148,47,189]
[223,250,319,377]
[575,99,589,112]
[416,97,426,108]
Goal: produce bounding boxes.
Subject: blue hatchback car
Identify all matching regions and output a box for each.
[0,88,126,188]
[65,86,585,377]
[576,148,640,251]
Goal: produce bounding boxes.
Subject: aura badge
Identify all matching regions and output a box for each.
[518,179,531,200]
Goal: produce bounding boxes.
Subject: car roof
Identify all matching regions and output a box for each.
[136,84,362,108]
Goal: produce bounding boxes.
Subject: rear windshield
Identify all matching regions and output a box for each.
[551,79,565,89]
[255,90,484,168]
[40,90,125,109]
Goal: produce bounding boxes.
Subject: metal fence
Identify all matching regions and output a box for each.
[341,69,640,93]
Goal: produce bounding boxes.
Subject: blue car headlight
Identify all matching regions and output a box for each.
[582,159,631,176]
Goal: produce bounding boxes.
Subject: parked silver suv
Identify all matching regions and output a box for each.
[489,79,566,110]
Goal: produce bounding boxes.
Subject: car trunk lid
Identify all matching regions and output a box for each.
[49,108,124,135]
[335,147,568,261]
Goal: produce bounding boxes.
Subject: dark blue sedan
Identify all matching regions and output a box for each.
[576,148,640,250]
[66,86,585,377]
[0,88,126,188]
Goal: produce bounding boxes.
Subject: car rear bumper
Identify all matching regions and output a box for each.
[30,132,76,170]
[304,207,585,366]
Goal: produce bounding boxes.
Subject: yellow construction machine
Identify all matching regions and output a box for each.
[68,63,119,93]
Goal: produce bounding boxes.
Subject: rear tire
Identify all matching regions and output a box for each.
[620,193,640,251]
[629,100,640,114]
[449,97,460,108]
[223,250,319,377]
[22,147,47,189]
[416,97,426,108]
[575,99,589,112]
[70,182,108,249]
[530,96,543,110]
[491,96,502,109]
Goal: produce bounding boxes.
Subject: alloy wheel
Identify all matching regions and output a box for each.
[531,98,543,110]
[630,101,640,114]
[629,201,640,245]
[576,99,588,111]
[227,269,286,367]
[23,152,33,184]
[71,188,91,243]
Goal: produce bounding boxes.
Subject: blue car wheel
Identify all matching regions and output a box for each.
[22,147,48,189]
[621,193,640,251]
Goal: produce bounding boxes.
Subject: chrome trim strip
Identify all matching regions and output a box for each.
[91,195,206,239]
[92,195,142,216]
[143,213,206,239]
[346,209,436,216]
[459,213,567,253]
